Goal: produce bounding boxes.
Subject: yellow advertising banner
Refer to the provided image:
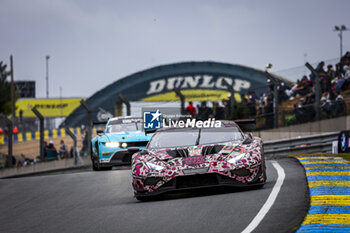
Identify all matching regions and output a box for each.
[15,98,83,117]
[140,89,242,102]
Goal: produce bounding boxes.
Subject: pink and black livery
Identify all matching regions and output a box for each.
[131,120,266,200]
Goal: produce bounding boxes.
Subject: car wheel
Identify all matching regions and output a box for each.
[135,196,149,201]
[92,144,103,171]
[255,171,267,189]
[92,158,102,171]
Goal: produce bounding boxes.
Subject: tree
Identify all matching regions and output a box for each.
[0,61,12,115]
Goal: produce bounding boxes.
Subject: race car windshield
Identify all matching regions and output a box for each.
[148,127,243,149]
[148,128,198,149]
[107,123,142,133]
[199,127,243,145]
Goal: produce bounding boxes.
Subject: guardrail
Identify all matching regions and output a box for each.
[263,132,339,156]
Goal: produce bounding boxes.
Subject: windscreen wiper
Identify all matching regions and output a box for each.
[195,128,201,146]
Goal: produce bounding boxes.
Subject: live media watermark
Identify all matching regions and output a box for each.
[142,108,221,130]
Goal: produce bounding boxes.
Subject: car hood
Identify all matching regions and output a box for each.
[103,131,153,142]
[132,140,263,177]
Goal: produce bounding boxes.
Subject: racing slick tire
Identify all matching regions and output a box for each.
[92,158,102,171]
[254,170,267,189]
[135,196,147,201]
[92,158,112,171]
[91,144,102,171]
[135,195,156,201]
[92,144,108,171]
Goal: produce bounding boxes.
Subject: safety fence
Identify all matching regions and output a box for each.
[0,128,97,145]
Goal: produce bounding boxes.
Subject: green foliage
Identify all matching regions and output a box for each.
[0,61,12,115]
[285,114,296,126]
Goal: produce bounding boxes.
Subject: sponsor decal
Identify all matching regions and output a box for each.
[223,145,245,153]
[15,98,82,117]
[232,145,244,153]
[184,156,205,166]
[100,158,110,163]
[122,118,142,123]
[189,147,202,156]
[146,75,251,95]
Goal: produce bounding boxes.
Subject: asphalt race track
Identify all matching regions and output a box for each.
[0,157,308,233]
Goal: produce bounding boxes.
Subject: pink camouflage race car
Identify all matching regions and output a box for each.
[130,121,266,200]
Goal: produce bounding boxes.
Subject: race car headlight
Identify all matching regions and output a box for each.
[121,142,128,148]
[105,142,120,148]
[228,153,246,164]
[146,162,164,171]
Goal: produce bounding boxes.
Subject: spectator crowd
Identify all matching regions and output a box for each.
[0,139,73,169]
[185,52,350,128]
[43,139,70,161]
[2,52,350,169]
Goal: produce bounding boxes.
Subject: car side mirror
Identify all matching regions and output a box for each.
[128,147,140,154]
[243,133,253,144]
[97,130,104,135]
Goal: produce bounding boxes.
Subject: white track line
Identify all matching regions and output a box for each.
[241,161,286,233]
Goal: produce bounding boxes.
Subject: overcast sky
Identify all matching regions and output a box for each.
[1,0,349,98]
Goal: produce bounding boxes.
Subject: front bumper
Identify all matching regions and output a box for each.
[99,148,145,166]
[133,167,265,197]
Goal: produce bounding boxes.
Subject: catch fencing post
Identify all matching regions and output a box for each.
[32,107,45,161]
[65,128,77,166]
[0,114,13,167]
[118,93,131,116]
[264,71,279,128]
[174,88,185,114]
[305,62,321,121]
[222,78,236,105]
[222,78,236,117]
[80,100,92,156]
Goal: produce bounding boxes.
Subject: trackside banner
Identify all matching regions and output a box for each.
[13,98,83,118]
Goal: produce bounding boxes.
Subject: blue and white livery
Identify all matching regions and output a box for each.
[91,116,153,171]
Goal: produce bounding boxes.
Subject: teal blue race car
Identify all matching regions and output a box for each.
[91,116,153,171]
